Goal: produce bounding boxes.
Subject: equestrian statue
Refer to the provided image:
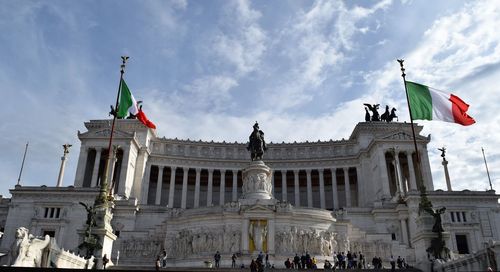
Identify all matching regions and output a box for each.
[247,122,267,161]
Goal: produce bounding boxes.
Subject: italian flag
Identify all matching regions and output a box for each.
[117,79,138,118]
[117,79,157,129]
[406,81,475,126]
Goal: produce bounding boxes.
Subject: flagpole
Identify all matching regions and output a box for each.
[397,59,421,164]
[17,142,29,185]
[95,56,129,206]
[481,147,493,191]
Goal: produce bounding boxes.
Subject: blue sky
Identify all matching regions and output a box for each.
[0,0,499,197]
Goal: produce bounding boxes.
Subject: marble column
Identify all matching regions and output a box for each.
[207,169,214,206]
[91,148,102,187]
[394,151,405,194]
[421,149,434,190]
[331,168,339,210]
[181,167,189,209]
[74,145,89,187]
[355,166,362,207]
[343,167,351,208]
[232,170,238,202]
[155,166,164,205]
[141,164,152,204]
[406,151,417,191]
[271,170,275,198]
[306,169,313,208]
[281,170,287,202]
[319,169,325,209]
[168,167,176,208]
[379,150,391,197]
[118,146,130,195]
[294,170,300,207]
[219,170,226,206]
[194,168,201,208]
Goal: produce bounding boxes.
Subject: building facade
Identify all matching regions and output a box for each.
[0,119,498,268]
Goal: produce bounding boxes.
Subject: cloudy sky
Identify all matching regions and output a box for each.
[0,0,499,197]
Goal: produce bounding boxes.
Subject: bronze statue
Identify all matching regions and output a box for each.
[388,108,398,122]
[79,202,97,230]
[247,122,267,161]
[364,107,370,122]
[438,147,446,159]
[380,105,398,122]
[363,104,380,121]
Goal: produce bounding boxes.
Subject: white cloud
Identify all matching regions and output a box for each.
[265,0,392,112]
[211,0,267,76]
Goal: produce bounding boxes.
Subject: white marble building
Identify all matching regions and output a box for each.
[0,119,498,268]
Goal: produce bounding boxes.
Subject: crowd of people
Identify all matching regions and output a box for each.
[282,251,409,270]
[155,248,409,270]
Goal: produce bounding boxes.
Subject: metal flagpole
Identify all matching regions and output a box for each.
[95,56,129,206]
[481,147,493,191]
[397,59,420,164]
[17,142,29,185]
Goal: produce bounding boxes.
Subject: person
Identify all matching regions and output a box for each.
[324,259,332,269]
[397,256,402,269]
[284,258,291,269]
[311,257,317,269]
[155,257,160,271]
[390,255,396,271]
[257,251,264,263]
[214,251,221,268]
[293,253,300,269]
[358,251,364,269]
[232,253,237,268]
[250,259,258,272]
[161,249,167,268]
[102,254,109,270]
[265,252,269,267]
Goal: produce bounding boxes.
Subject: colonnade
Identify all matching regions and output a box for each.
[77,147,126,193]
[141,165,360,210]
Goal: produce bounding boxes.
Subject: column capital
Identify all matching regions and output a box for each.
[183,167,189,172]
[343,166,349,171]
[280,169,287,174]
[305,169,312,174]
[170,166,177,171]
[208,168,214,173]
[159,165,165,170]
[232,169,238,175]
[196,168,202,173]
[220,169,226,175]
[293,169,299,174]
[318,168,324,173]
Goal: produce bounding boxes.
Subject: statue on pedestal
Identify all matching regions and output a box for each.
[9,227,51,267]
[247,122,267,161]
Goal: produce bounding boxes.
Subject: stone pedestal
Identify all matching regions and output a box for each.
[240,161,273,201]
[93,204,117,269]
[412,213,451,271]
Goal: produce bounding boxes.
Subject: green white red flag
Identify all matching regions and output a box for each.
[117,79,157,129]
[406,81,475,126]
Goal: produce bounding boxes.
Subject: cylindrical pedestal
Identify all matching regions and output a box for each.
[241,161,273,200]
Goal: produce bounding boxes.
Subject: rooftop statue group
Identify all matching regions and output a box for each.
[247,122,267,161]
[364,104,398,123]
